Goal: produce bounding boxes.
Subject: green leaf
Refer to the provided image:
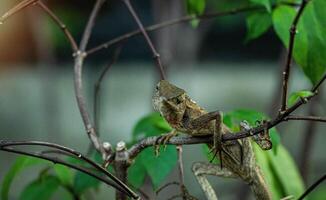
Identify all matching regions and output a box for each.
[245,11,272,42]
[128,112,177,189]
[53,164,74,186]
[186,0,206,15]
[288,90,314,106]
[19,176,60,200]
[127,157,147,188]
[273,3,326,84]
[253,143,283,200]
[267,145,305,198]
[141,146,177,189]
[132,112,171,142]
[73,170,100,195]
[1,156,49,200]
[185,0,206,27]
[250,0,271,12]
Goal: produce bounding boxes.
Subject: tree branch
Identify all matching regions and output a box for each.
[284,115,326,123]
[36,1,78,52]
[86,2,300,56]
[0,141,138,198]
[86,6,259,56]
[298,174,326,200]
[0,0,38,23]
[121,0,166,80]
[0,140,139,199]
[73,0,106,156]
[280,0,310,112]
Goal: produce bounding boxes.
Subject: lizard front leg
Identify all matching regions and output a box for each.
[189,111,240,167]
[192,162,238,200]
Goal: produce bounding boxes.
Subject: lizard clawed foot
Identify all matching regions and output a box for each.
[154,130,178,156]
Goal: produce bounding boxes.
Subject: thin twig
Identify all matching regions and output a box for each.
[285,115,326,123]
[298,174,326,200]
[280,0,309,112]
[94,45,123,133]
[223,72,326,141]
[121,0,165,80]
[86,2,300,56]
[156,181,180,195]
[79,0,106,52]
[176,145,186,199]
[73,0,106,156]
[0,0,38,23]
[0,140,139,199]
[298,93,321,183]
[36,1,78,52]
[86,6,259,56]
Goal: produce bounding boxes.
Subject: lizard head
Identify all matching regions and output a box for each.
[152,80,187,124]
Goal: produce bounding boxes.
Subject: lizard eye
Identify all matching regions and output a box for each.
[175,98,181,104]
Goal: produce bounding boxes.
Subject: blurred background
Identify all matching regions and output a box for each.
[0,0,325,199]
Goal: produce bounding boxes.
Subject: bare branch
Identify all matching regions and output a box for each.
[0,140,139,199]
[0,0,38,23]
[285,115,326,123]
[176,145,186,199]
[86,6,259,56]
[121,0,165,80]
[73,0,106,155]
[0,144,136,198]
[128,135,211,159]
[36,1,78,52]
[86,2,300,56]
[280,0,310,112]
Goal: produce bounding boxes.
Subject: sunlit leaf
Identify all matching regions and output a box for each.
[185,0,206,27]
[1,156,49,200]
[19,176,60,200]
[253,143,283,200]
[267,145,305,198]
[273,2,326,84]
[288,90,314,106]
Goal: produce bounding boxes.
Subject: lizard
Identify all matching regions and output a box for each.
[152,80,272,199]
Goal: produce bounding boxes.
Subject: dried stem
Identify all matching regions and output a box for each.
[36,1,78,52]
[280,0,309,112]
[121,0,165,80]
